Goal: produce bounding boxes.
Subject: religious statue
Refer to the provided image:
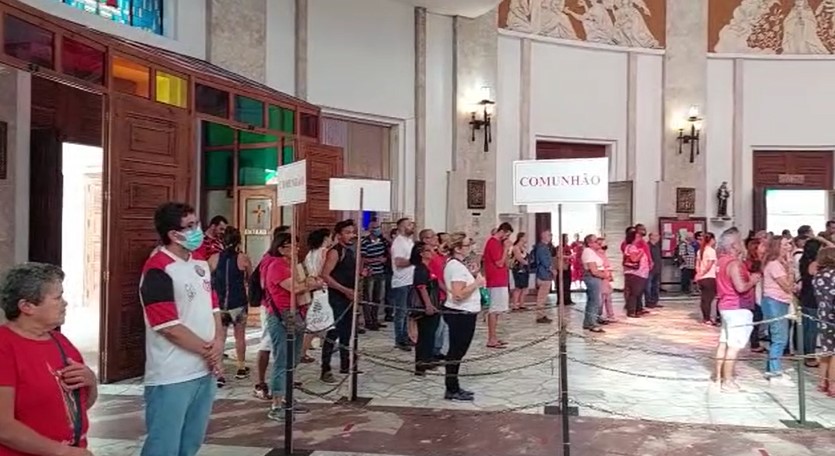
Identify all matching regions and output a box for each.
[717,182,731,218]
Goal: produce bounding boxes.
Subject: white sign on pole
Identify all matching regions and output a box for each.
[329,178,391,212]
[270,160,307,206]
[513,157,609,205]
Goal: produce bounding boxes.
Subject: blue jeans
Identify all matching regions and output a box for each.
[434,316,448,357]
[801,308,819,357]
[141,374,216,456]
[390,286,411,346]
[582,273,602,328]
[761,296,790,374]
[645,271,660,305]
[266,312,304,397]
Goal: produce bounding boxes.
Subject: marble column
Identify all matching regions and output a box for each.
[658,0,709,217]
[447,10,498,245]
[414,7,427,229]
[206,0,267,83]
[295,0,308,99]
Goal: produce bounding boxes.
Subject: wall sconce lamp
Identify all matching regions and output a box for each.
[677,105,703,163]
[469,86,495,153]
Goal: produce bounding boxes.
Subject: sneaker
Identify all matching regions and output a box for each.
[320,372,338,384]
[234,367,251,379]
[267,406,288,421]
[384,315,394,322]
[444,390,475,401]
[252,383,272,400]
[216,376,227,388]
[283,400,310,414]
[395,344,413,352]
[536,316,553,324]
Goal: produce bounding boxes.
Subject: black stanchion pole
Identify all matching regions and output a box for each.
[795,310,807,426]
[283,204,298,454]
[557,220,570,456]
[348,189,364,403]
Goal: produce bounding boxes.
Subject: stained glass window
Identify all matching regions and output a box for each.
[62,38,104,84]
[235,96,265,128]
[155,70,187,108]
[282,145,294,165]
[60,1,163,35]
[239,147,278,186]
[196,84,230,118]
[269,105,295,134]
[3,16,54,69]
[204,149,233,188]
[112,56,150,98]
[202,122,235,147]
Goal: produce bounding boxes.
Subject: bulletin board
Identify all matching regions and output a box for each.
[658,217,706,258]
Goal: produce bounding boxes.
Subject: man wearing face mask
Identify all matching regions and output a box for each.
[139,202,223,456]
[361,218,388,331]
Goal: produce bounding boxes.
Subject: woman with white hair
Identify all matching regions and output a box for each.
[713,228,761,392]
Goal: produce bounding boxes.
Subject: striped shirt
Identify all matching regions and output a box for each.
[361,236,388,276]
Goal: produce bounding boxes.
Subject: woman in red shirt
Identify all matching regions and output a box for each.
[0,263,96,456]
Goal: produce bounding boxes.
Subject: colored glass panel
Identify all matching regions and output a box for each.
[239,131,277,145]
[203,149,233,188]
[238,147,278,186]
[268,105,295,133]
[112,56,150,97]
[202,122,235,147]
[61,38,104,84]
[235,96,264,128]
[155,70,187,108]
[3,15,54,69]
[196,84,229,118]
[61,1,162,35]
[281,145,294,165]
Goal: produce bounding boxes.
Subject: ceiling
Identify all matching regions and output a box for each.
[388,0,504,18]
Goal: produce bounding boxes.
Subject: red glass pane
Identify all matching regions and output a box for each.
[62,38,104,84]
[3,15,54,69]
[300,113,319,138]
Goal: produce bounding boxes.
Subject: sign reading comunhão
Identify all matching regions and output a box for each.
[513,157,609,205]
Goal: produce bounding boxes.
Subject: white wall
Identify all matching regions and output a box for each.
[707,57,835,234]
[496,35,521,215]
[20,0,206,58]
[308,0,414,119]
[424,13,454,230]
[266,0,296,95]
[632,53,663,226]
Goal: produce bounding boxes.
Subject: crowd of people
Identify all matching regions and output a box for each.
[3,201,835,456]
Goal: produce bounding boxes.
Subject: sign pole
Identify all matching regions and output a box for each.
[348,188,364,402]
[557,204,570,456]
[283,204,297,453]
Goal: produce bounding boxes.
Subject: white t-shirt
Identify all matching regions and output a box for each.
[391,235,415,288]
[581,248,604,269]
[697,246,717,279]
[443,259,481,313]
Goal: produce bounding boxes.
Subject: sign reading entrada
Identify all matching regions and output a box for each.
[513,157,609,205]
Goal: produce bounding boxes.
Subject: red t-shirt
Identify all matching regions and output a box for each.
[263,256,308,319]
[428,253,447,301]
[194,234,223,261]
[0,326,90,454]
[483,236,509,288]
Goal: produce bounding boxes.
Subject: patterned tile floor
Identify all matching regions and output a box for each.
[89,292,835,456]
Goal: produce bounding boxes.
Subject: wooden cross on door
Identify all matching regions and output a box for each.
[252,204,266,225]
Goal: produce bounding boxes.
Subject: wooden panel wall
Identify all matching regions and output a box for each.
[321,117,390,179]
[752,151,833,189]
[31,77,102,147]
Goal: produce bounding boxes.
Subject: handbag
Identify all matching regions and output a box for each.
[263,264,306,335]
[50,333,84,447]
[305,289,335,333]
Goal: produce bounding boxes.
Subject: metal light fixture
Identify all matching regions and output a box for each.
[469,86,495,153]
[677,105,702,163]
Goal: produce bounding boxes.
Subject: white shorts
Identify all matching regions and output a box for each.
[258,306,272,352]
[488,287,510,313]
[718,309,754,349]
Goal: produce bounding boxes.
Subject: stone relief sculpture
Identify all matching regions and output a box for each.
[782,0,828,54]
[506,0,535,33]
[540,0,579,39]
[715,0,779,53]
[565,0,617,44]
[612,0,659,48]
[712,0,835,54]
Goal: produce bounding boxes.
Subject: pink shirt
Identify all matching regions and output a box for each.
[762,260,792,303]
[716,255,749,310]
[600,253,613,293]
[623,244,650,278]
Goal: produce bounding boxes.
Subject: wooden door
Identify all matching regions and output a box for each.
[238,188,279,262]
[298,143,344,237]
[752,187,767,232]
[29,129,63,265]
[601,181,633,290]
[83,173,103,308]
[101,94,191,383]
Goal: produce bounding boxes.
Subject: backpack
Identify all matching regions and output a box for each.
[529,247,539,271]
[248,262,263,307]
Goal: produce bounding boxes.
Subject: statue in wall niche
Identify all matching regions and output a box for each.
[565,0,617,45]
[506,0,535,33]
[540,0,578,40]
[611,0,659,49]
[715,0,779,54]
[782,0,828,54]
[717,182,731,219]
